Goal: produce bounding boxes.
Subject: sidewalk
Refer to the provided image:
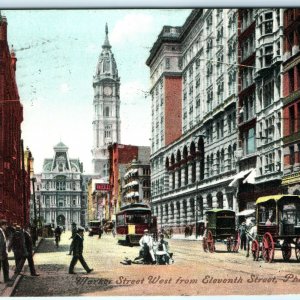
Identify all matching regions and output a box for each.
[0,236,44,297]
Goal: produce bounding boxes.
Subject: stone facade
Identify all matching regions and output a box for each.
[147,9,239,234]
[92,24,121,177]
[36,142,86,229]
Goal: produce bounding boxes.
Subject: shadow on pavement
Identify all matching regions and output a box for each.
[13,270,116,296]
[36,238,70,253]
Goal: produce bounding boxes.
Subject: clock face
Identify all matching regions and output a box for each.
[104,86,112,96]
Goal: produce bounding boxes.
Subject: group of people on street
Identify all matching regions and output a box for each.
[136,229,173,265]
[98,221,116,239]
[0,219,39,283]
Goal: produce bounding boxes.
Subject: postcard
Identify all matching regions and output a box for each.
[0,5,300,298]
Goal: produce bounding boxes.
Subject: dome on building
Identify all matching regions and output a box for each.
[95,23,119,80]
[54,141,68,150]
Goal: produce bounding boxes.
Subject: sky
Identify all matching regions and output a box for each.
[3,9,191,174]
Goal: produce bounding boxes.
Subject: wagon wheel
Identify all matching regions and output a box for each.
[207,230,215,253]
[262,232,275,263]
[232,231,240,253]
[202,236,208,252]
[251,239,259,261]
[281,240,292,261]
[226,237,232,252]
[295,238,300,261]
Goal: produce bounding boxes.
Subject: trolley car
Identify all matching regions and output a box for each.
[203,209,240,253]
[116,203,157,245]
[251,195,300,263]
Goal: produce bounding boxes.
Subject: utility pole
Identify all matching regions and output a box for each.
[21,140,27,227]
[31,177,37,227]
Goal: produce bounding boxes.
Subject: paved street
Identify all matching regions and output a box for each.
[13,231,300,296]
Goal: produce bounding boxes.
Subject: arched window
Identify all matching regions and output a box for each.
[207,194,212,208]
[217,192,223,209]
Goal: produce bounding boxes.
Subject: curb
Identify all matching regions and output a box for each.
[1,237,44,297]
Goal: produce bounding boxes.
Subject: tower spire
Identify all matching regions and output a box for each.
[102,23,111,49]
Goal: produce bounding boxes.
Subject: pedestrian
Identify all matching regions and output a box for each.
[22,226,39,276]
[54,226,62,247]
[111,221,116,238]
[30,225,37,248]
[155,234,172,264]
[98,224,103,239]
[0,219,11,283]
[68,227,93,274]
[68,222,77,255]
[8,225,27,275]
[239,220,247,251]
[138,229,156,264]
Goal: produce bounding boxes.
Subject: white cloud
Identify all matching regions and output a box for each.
[59,83,70,93]
[121,80,149,104]
[110,13,154,46]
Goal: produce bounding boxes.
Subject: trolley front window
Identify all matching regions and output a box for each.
[125,213,150,224]
[117,214,125,226]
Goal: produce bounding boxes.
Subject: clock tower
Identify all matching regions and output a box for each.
[92,24,121,177]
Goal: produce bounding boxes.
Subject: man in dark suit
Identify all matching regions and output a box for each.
[8,225,27,274]
[0,219,10,283]
[23,226,39,276]
[68,222,77,255]
[68,227,93,274]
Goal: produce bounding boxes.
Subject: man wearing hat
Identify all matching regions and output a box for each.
[68,222,77,255]
[68,227,93,274]
[0,219,10,282]
[138,229,156,264]
[8,225,27,275]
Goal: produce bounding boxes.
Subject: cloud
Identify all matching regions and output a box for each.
[110,13,154,46]
[59,83,70,93]
[121,80,149,105]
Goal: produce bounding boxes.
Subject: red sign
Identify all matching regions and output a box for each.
[95,183,111,191]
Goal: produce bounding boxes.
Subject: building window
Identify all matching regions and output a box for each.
[165,57,170,69]
[259,12,273,35]
[265,46,273,66]
[245,127,256,155]
[263,80,274,108]
[290,145,295,166]
[289,105,295,134]
[288,68,295,93]
[105,107,110,117]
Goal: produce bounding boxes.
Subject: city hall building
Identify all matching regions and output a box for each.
[36,142,86,229]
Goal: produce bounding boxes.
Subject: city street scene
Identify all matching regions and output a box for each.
[1,7,300,297]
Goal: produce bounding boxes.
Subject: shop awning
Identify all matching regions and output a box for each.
[243,168,256,184]
[256,194,300,204]
[228,168,254,187]
[236,209,255,216]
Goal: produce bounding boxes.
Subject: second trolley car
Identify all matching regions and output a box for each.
[116,203,157,245]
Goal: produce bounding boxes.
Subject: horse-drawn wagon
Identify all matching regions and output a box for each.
[203,209,240,253]
[251,195,300,262]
